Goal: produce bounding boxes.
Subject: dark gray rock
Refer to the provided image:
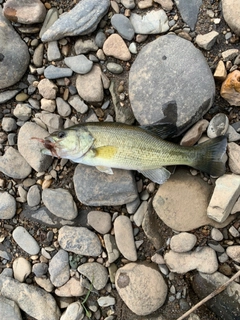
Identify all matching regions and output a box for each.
[41,0,110,42]
[111,14,135,41]
[192,271,240,320]
[129,34,215,135]
[0,7,30,89]
[73,164,138,206]
[175,0,202,30]
[0,90,19,103]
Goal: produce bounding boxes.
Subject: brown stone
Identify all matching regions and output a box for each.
[214,60,227,82]
[220,70,240,106]
[103,34,131,61]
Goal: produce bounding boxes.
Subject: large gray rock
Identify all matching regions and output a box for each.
[129,34,215,135]
[222,0,240,36]
[41,0,110,42]
[73,164,138,206]
[0,296,22,320]
[0,7,30,89]
[0,275,61,320]
[175,0,202,30]
[192,271,240,319]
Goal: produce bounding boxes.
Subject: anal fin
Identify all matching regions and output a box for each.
[139,167,171,184]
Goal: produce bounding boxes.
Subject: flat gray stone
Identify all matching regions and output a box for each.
[111,14,135,40]
[42,188,78,220]
[87,211,112,234]
[0,7,30,89]
[129,34,215,134]
[44,65,73,79]
[73,164,138,206]
[175,0,202,30]
[58,226,102,257]
[64,55,93,74]
[49,249,70,287]
[0,147,32,179]
[0,90,19,103]
[41,0,110,42]
[0,275,61,320]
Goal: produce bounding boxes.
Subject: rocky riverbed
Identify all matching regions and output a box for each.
[1,0,240,319]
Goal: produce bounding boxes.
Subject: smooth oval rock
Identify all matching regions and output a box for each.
[49,249,70,287]
[13,257,31,282]
[87,211,112,234]
[0,191,16,219]
[12,226,40,255]
[103,33,131,61]
[129,34,215,134]
[115,263,167,316]
[170,232,197,253]
[222,0,240,36]
[0,7,30,89]
[111,14,135,40]
[226,245,240,263]
[64,55,93,74]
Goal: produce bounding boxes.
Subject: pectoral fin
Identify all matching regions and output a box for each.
[96,166,113,174]
[139,167,171,184]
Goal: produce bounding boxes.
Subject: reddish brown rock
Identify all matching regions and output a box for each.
[220,70,240,106]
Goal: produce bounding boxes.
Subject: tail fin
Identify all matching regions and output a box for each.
[192,136,227,176]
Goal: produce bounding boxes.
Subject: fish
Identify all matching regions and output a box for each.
[35,122,227,184]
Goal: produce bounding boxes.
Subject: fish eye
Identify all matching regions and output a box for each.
[57,131,66,139]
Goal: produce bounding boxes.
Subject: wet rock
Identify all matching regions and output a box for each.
[220,70,240,106]
[76,64,110,104]
[78,262,108,290]
[42,188,78,220]
[175,0,202,30]
[41,0,110,42]
[0,275,61,320]
[115,262,167,316]
[195,31,219,50]
[165,247,218,274]
[49,249,70,287]
[153,168,235,231]
[222,0,240,36]
[214,60,227,82]
[170,232,197,253]
[207,174,240,223]
[12,226,40,255]
[129,34,215,134]
[87,211,112,234]
[192,271,240,319]
[207,113,229,138]
[129,10,169,34]
[103,34,131,61]
[0,7,30,89]
[114,215,137,261]
[58,226,102,257]
[73,164,138,206]
[3,0,46,24]
[111,14,135,40]
[17,122,53,172]
[0,296,22,320]
[0,191,16,219]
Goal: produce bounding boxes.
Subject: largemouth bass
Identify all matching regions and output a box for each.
[36,122,227,184]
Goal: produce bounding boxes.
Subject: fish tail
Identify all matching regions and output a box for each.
[192,136,227,176]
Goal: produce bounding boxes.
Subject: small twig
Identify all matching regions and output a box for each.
[177,268,240,320]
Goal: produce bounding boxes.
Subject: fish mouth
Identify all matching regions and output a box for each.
[31,137,59,158]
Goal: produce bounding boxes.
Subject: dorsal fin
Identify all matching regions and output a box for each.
[140,122,178,139]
